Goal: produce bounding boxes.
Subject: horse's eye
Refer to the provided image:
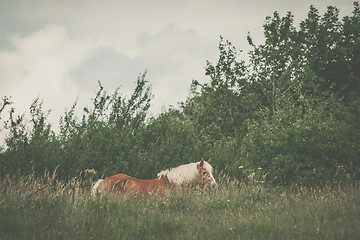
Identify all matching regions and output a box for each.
[202,172,206,175]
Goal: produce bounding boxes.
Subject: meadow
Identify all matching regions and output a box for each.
[1,173,359,240]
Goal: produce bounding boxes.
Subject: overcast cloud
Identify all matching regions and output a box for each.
[0,0,354,137]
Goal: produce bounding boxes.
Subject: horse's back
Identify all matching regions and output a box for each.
[102,173,168,195]
[106,173,133,181]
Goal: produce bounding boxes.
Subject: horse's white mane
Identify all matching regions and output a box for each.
[157,161,213,186]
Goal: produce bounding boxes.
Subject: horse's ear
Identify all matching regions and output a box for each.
[199,159,204,168]
[207,158,211,164]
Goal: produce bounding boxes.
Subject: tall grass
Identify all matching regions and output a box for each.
[0,173,359,240]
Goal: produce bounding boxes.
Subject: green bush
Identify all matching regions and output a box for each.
[240,95,360,185]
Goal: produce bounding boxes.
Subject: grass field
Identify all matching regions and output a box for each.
[0,173,359,240]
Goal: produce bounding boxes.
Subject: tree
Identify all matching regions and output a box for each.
[240,2,360,184]
[183,37,249,140]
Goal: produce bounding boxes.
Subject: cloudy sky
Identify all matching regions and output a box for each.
[0,0,354,133]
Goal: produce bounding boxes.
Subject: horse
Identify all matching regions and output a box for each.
[91,158,216,197]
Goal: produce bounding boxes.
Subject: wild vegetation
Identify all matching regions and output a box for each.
[0,173,359,240]
[0,3,360,239]
[1,3,359,185]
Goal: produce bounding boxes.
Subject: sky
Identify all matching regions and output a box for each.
[0,0,355,139]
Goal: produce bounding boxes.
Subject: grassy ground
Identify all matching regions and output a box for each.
[0,174,359,240]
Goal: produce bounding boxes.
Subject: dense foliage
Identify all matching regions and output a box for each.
[1,3,359,185]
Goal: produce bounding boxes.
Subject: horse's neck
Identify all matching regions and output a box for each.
[163,163,198,186]
[157,175,168,183]
[157,175,176,189]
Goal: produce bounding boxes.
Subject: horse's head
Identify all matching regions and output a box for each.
[197,158,216,186]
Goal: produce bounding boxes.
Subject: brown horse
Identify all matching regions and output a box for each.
[91,159,216,197]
